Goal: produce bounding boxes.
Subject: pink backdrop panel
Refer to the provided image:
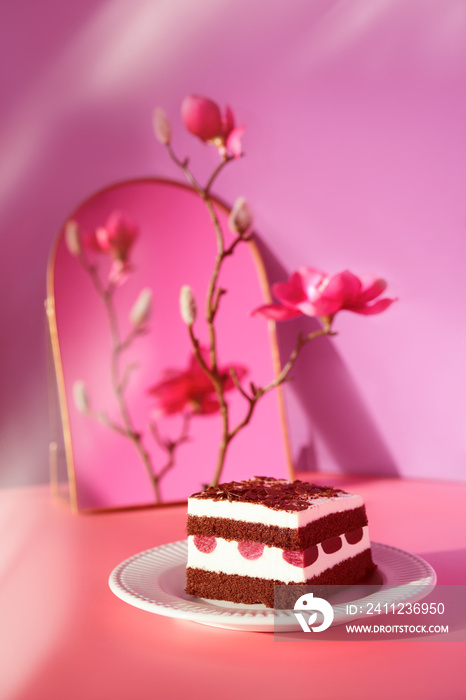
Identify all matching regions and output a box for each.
[2,0,466,486]
[48,179,292,510]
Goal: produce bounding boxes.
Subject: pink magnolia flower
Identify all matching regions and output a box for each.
[95,210,138,263]
[181,95,245,157]
[252,268,396,323]
[148,348,248,417]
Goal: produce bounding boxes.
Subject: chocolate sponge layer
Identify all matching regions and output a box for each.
[187,506,368,550]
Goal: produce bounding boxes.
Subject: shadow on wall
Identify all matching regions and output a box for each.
[254,235,399,478]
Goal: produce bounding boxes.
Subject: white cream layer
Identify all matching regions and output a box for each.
[187,492,363,529]
[187,527,370,584]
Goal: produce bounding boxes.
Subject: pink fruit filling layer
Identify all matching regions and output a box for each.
[193,528,366,564]
[283,529,366,568]
[238,541,265,560]
[282,545,319,568]
[193,535,217,553]
[321,536,343,554]
[345,528,364,545]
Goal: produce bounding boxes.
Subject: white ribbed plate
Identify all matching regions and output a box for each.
[108,540,436,632]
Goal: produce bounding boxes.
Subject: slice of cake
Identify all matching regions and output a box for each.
[185,476,375,608]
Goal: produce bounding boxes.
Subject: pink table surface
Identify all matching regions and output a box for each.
[0,474,465,700]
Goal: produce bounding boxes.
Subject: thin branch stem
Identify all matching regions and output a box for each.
[149,413,192,481]
[89,410,128,437]
[205,155,235,195]
[231,327,334,439]
[103,288,162,502]
[77,252,163,502]
[119,362,139,394]
[166,139,336,487]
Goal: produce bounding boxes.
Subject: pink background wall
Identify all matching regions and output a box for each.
[1,0,465,487]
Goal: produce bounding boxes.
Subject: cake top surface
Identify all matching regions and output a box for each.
[189,477,349,512]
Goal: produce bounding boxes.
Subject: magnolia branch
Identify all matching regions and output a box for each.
[150,413,192,482]
[228,326,335,434]
[166,143,330,487]
[165,124,332,485]
[164,134,335,488]
[76,252,163,502]
[211,326,335,486]
[165,144,238,370]
[155,98,394,490]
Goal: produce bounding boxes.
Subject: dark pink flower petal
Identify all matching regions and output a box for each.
[181,95,245,156]
[226,126,245,157]
[108,260,133,286]
[106,211,138,261]
[191,395,221,415]
[273,272,308,307]
[296,267,328,294]
[303,295,340,317]
[357,278,387,304]
[82,230,105,253]
[148,348,247,417]
[348,297,397,315]
[251,304,303,320]
[95,226,112,252]
[186,353,216,394]
[222,105,235,135]
[148,374,194,416]
[95,210,138,263]
[181,95,223,142]
[273,268,337,316]
[322,270,361,305]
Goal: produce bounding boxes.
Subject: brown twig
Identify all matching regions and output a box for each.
[164,141,335,487]
[77,252,163,501]
[150,413,192,482]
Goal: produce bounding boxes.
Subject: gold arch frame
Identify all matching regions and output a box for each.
[45,177,294,513]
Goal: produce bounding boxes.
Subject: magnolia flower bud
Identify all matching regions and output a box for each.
[228,197,252,236]
[153,107,171,145]
[96,210,138,262]
[65,220,81,256]
[180,285,197,325]
[73,381,90,414]
[130,288,153,327]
